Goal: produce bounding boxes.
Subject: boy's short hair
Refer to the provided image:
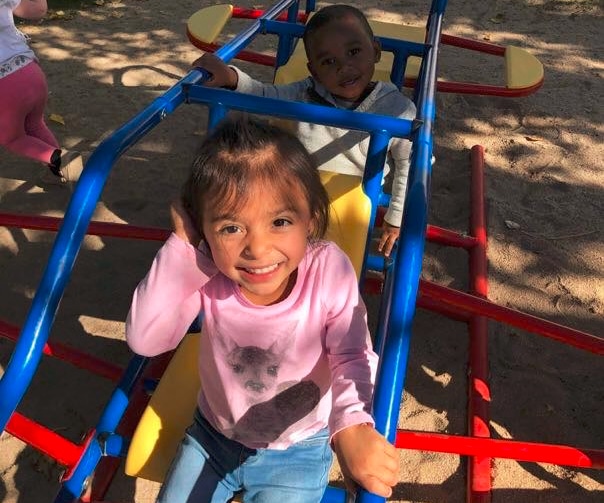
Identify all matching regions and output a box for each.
[302,4,375,51]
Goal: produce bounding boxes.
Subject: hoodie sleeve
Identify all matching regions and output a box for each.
[125,233,218,357]
[382,91,416,227]
[232,66,312,101]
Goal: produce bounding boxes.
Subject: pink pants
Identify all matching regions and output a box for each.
[0,61,59,164]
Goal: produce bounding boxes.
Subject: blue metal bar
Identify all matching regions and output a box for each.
[360,131,391,285]
[0,77,188,431]
[0,0,302,435]
[321,485,346,503]
[274,2,301,69]
[356,1,446,502]
[54,355,147,502]
[186,86,413,139]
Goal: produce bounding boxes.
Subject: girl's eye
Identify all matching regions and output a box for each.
[321,58,335,66]
[350,47,361,56]
[219,225,241,235]
[273,218,292,228]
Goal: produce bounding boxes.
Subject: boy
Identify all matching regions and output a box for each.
[194,4,416,257]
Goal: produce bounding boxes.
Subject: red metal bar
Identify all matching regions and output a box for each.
[467,145,491,502]
[0,212,169,241]
[440,34,506,56]
[187,39,277,67]
[6,412,84,469]
[426,224,478,249]
[231,7,308,23]
[419,281,604,355]
[416,296,471,323]
[0,320,123,381]
[395,430,604,469]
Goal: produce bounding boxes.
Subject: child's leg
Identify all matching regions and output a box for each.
[0,62,59,164]
[242,428,333,503]
[157,411,247,503]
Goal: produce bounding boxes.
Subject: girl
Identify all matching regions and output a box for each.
[126,117,398,503]
[0,0,81,183]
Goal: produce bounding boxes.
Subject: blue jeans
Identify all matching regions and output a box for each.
[157,410,333,503]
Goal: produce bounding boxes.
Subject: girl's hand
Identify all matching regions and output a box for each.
[170,200,201,248]
[191,52,239,89]
[332,424,398,498]
[377,222,400,258]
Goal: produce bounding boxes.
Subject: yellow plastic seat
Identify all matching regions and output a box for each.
[125,333,200,481]
[186,4,233,44]
[125,172,372,482]
[504,45,544,90]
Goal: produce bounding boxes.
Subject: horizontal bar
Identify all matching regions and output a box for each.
[426,224,477,248]
[419,280,604,354]
[396,430,604,468]
[6,412,83,468]
[0,212,169,241]
[0,320,123,381]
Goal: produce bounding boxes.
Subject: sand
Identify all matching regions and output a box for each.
[0,0,602,502]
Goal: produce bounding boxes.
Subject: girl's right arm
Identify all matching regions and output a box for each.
[125,233,216,357]
[13,0,48,20]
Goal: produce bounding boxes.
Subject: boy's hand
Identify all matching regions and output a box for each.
[332,424,398,498]
[170,200,201,248]
[377,222,400,257]
[191,52,238,89]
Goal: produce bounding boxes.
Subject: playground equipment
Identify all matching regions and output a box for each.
[186,3,545,97]
[0,1,601,502]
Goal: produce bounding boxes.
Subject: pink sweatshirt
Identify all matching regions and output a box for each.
[126,234,377,449]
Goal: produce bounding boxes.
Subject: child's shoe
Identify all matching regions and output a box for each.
[46,149,83,184]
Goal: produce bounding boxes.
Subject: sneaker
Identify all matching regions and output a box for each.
[56,150,84,183]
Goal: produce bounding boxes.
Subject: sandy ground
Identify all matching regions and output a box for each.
[0,0,602,502]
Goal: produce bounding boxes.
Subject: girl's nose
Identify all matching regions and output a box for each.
[242,230,269,258]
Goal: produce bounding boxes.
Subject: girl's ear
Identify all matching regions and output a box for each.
[307,218,316,239]
[373,38,382,63]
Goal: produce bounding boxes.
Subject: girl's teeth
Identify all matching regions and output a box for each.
[246,263,279,274]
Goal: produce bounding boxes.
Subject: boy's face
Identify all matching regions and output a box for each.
[305,15,381,102]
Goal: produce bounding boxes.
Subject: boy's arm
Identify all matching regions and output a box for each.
[379,95,416,256]
[192,52,310,100]
[13,0,48,20]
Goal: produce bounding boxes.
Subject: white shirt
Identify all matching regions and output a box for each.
[0,0,36,78]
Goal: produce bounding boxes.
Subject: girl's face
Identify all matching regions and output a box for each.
[306,15,380,102]
[202,180,314,306]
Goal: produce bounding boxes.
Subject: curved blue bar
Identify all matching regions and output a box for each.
[0,0,302,434]
[0,80,186,431]
[357,2,446,503]
[54,355,147,501]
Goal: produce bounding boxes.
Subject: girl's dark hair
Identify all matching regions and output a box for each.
[182,116,330,240]
[303,4,375,50]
